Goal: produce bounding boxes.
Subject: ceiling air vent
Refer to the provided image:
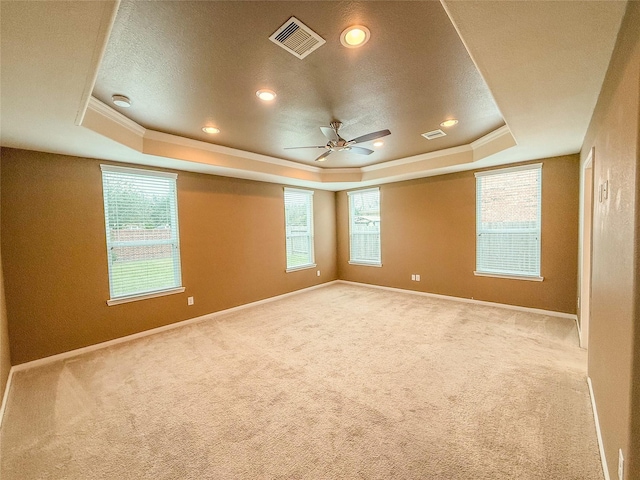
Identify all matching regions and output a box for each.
[422,129,447,140]
[269,16,326,59]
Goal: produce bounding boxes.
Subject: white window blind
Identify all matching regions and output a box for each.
[284,188,315,271]
[101,165,182,300]
[475,164,542,278]
[348,188,381,266]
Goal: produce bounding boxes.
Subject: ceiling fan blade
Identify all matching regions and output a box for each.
[320,126,339,142]
[349,129,391,144]
[349,146,374,155]
[315,150,333,162]
[284,146,326,149]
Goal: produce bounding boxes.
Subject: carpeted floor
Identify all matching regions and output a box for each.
[1,283,602,479]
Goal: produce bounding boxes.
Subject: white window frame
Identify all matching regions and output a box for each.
[348,187,382,267]
[474,163,543,281]
[101,165,184,305]
[284,187,316,272]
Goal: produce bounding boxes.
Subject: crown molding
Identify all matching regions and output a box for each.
[144,129,322,174]
[74,1,120,127]
[471,124,511,149]
[361,144,472,172]
[80,96,517,189]
[86,96,146,137]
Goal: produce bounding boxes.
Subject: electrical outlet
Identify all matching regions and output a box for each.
[411,274,416,281]
[317,270,320,277]
[187,296,194,306]
[416,274,421,281]
[618,449,624,480]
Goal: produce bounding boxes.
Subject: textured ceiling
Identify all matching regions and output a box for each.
[0,1,627,190]
[92,1,505,168]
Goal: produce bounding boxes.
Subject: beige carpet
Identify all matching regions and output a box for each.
[1,283,602,479]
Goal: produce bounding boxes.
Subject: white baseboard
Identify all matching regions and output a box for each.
[337,280,578,320]
[3,278,577,428]
[576,316,584,348]
[0,367,15,428]
[11,280,339,373]
[587,377,610,480]
[1,277,585,435]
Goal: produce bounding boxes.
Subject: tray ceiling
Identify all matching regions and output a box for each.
[92,1,505,169]
[0,1,627,190]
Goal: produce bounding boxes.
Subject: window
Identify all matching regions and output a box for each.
[101,165,184,304]
[348,187,381,266]
[284,188,315,271]
[475,163,542,280]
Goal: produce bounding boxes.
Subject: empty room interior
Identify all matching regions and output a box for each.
[1,1,639,479]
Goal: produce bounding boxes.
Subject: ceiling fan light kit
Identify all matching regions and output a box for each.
[285,121,391,162]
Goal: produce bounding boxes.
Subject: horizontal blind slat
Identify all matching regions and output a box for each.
[284,188,314,269]
[102,168,182,300]
[476,166,541,277]
[349,188,381,264]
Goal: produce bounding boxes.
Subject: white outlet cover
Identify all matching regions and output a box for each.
[317,270,320,276]
[411,274,416,281]
[187,296,194,306]
[416,274,421,281]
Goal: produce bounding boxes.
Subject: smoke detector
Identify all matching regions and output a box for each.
[111,94,131,108]
[269,16,326,59]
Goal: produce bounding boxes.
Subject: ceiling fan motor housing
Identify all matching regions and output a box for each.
[285,120,390,161]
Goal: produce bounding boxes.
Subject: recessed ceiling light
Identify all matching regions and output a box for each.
[256,89,277,101]
[340,25,370,48]
[373,141,384,147]
[202,126,220,134]
[112,94,131,108]
[440,119,459,128]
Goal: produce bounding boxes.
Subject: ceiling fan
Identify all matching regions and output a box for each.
[285,121,391,162]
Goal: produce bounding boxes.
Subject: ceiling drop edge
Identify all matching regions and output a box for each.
[81,96,518,191]
[74,0,121,127]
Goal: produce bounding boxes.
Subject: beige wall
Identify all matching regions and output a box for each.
[0,154,11,400]
[337,156,579,314]
[579,2,640,479]
[1,148,337,364]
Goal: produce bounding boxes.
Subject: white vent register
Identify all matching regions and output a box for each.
[269,16,326,59]
[422,129,447,140]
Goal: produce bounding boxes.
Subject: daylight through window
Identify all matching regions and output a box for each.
[101,165,182,302]
[284,188,315,271]
[475,164,542,279]
[348,188,381,266]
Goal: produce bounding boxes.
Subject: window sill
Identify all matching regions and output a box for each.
[349,261,382,268]
[474,272,543,282]
[286,263,317,273]
[107,287,186,306]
